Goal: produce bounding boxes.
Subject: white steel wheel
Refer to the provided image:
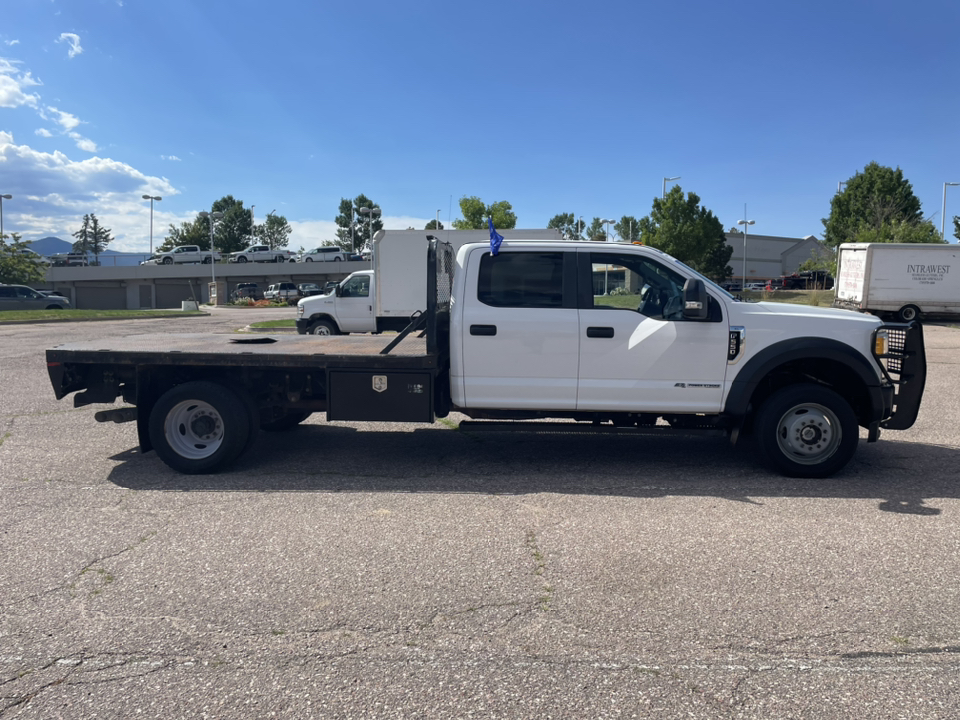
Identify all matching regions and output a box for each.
[149,381,250,474]
[755,384,858,478]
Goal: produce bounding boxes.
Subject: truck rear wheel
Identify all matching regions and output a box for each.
[755,384,858,478]
[897,305,920,322]
[148,381,251,474]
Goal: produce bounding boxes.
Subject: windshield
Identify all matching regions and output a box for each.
[666,256,736,300]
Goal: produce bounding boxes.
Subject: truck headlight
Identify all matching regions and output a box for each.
[297,303,303,318]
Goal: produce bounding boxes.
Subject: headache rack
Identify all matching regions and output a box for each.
[874,322,926,430]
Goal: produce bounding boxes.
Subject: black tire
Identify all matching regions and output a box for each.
[237,256,248,263]
[202,256,212,264]
[261,410,312,432]
[277,256,286,263]
[309,319,337,336]
[755,384,859,478]
[45,305,64,310]
[148,381,251,474]
[334,257,341,261]
[305,257,314,262]
[897,305,920,322]
[162,257,173,265]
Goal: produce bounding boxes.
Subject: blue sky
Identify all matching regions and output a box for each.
[2,0,959,253]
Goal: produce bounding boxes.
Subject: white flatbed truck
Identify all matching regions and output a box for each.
[47,237,925,478]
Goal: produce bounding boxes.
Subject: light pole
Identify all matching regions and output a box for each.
[0,194,11,239]
[250,205,255,246]
[436,209,441,230]
[942,183,959,241]
[737,206,755,284]
[141,195,161,254]
[601,219,616,294]
[198,211,223,301]
[662,176,680,199]
[358,206,381,252]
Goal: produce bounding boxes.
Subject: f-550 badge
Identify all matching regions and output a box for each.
[674,382,721,388]
[372,375,388,393]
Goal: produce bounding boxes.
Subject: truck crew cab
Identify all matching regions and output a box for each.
[46,238,925,478]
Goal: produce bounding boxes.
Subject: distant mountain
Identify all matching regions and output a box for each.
[29,237,72,255]
[28,236,150,267]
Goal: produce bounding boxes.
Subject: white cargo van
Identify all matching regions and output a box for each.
[834,242,959,321]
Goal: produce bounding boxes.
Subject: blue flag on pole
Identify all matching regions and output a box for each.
[488,217,504,256]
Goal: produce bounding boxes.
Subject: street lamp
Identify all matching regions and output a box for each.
[0,194,11,239]
[737,208,755,284]
[436,209,441,230]
[942,183,959,241]
[198,211,223,301]
[141,195,162,254]
[358,206,381,252]
[662,176,680,199]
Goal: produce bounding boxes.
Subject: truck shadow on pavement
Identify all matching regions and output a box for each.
[106,423,959,516]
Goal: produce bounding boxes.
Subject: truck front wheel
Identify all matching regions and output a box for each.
[162,257,173,265]
[755,384,858,478]
[148,381,251,474]
[309,319,337,336]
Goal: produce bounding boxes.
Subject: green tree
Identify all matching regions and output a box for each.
[159,217,210,253]
[211,196,253,254]
[547,212,583,240]
[0,233,47,285]
[637,186,732,279]
[452,196,517,230]
[71,213,112,263]
[615,216,640,244]
[71,213,91,257]
[797,243,836,274]
[335,194,383,252]
[586,217,606,242]
[953,216,959,242]
[425,219,444,230]
[848,218,944,244]
[256,213,293,249]
[822,162,926,248]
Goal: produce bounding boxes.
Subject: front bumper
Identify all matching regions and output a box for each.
[874,322,926,430]
[294,318,311,335]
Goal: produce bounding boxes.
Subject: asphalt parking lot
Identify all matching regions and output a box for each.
[1,309,959,718]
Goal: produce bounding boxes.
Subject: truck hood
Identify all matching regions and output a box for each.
[729,300,881,327]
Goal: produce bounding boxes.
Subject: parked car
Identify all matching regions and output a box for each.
[297,283,324,298]
[231,282,262,301]
[322,281,340,294]
[48,253,89,267]
[744,282,768,291]
[156,245,221,265]
[297,246,347,262]
[230,245,297,263]
[348,253,364,261]
[263,282,299,304]
[0,284,71,310]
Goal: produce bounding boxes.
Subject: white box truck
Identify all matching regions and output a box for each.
[834,243,959,322]
[296,228,563,335]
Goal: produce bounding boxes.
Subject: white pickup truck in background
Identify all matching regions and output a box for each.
[152,245,221,265]
[230,245,297,263]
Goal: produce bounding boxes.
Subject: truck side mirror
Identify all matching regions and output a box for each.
[682,278,709,320]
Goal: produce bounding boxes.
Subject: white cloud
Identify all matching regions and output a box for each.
[5,40,20,47]
[161,154,181,161]
[0,59,41,108]
[35,128,53,137]
[43,106,82,131]
[57,33,83,59]
[68,132,97,153]
[0,132,182,251]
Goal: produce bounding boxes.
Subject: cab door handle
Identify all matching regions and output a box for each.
[586,326,615,338]
[470,325,497,336]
